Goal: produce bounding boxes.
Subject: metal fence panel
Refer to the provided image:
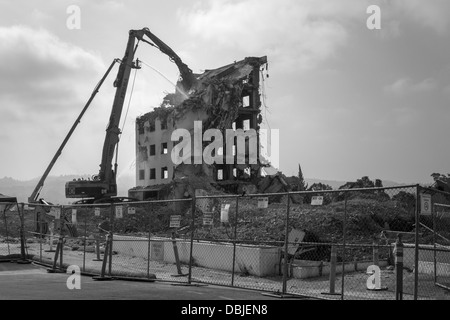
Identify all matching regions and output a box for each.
[11,184,450,300]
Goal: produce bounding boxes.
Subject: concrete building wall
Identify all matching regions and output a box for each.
[136,109,209,188]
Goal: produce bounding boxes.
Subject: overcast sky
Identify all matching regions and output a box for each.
[0,0,449,190]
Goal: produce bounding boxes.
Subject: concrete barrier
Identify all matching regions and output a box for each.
[112,235,281,277]
[290,259,388,279]
[402,243,450,273]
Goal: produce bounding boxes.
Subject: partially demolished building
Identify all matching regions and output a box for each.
[128,56,269,201]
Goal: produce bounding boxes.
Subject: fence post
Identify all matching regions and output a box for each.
[59,234,64,270]
[340,192,348,300]
[39,214,42,262]
[83,211,87,272]
[108,203,114,276]
[147,210,151,279]
[322,245,340,296]
[47,234,63,273]
[51,237,61,270]
[93,237,102,261]
[172,231,183,275]
[373,239,379,267]
[93,232,113,281]
[2,205,10,255]
[414,184,420,300]
[188,196,196,284]
[17,203,30,264]
[432,203,437,284]
[395,234,404,300]
[231,196,239,287]
[282,193,291,295]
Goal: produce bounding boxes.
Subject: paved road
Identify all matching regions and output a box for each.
[0,261,293,300]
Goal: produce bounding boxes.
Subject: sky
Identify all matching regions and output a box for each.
[0,0,449,192]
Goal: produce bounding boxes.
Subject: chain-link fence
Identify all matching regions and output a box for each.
[415,186,450,298]
[0,202,22,259]
[6,184,450,300]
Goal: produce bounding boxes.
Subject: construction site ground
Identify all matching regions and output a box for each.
[0,260,283,301]
[6,242,449,300]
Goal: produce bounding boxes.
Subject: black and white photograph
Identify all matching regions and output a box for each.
[0,0,449,306]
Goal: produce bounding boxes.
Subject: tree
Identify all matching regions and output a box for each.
[297,164,308,191]
[308,182,333,192]
[430,172,450,194]
[392,191,416,212]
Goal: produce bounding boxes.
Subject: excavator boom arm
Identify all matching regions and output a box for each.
[66,28,195,202]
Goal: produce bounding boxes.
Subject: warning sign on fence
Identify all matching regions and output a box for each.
[128,207,136,215]
[203,213,214,226]
[71,209,77,225]
[220,204,230,223]
[115,206,123,219]
[420,193,432,216]
[94,208,101,217]
[170,215,181,228]
[311,196,324,206]
[50,207,61,219]
[151,242,164,261]
[257,197,269,209]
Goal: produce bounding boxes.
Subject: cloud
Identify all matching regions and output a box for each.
[178,0,450,72]
[384,77,438,95]
[393,0,450,35]
[0,25,105,116]
[177,0,373,71]
[444,84,450,98]
[0,25,111,179]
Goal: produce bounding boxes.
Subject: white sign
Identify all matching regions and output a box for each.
[203,213,214,226]
[170,215,181,228]
[115,206,123,219]
[128,207,136,215]
[220,204,230,223]
[421,194,432,216]
[257,197,269,209]
[71,209,77,225]
[94,208,101,217]
[311,196,324,206]
[51,207,61,219]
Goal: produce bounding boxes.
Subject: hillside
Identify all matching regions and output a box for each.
[0,175,409,205]
[305,178,407,190]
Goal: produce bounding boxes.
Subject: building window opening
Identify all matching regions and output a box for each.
[150,168,156,180]
[243,96,250,108]
[243,119,250,130]
[150,144,156,156]
[217,169,224,181]
[161,119,168,130]
[162,142,168,154]
[161,167,169,179]
[139,170,145,181]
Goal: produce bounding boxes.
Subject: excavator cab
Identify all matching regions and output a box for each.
[65,179,117,202]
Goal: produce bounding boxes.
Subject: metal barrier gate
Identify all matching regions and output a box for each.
[433,203,450,291]
[0,202,24,261]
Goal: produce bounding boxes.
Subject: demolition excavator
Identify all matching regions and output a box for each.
[28,28,196,207]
